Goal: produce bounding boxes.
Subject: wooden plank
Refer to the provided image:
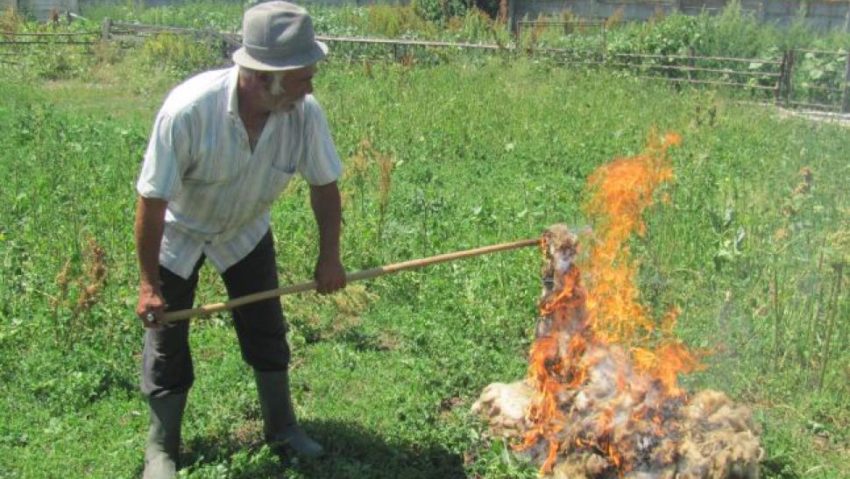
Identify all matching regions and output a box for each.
[102,17,111,41]
[842,52,850,112]
[108,23,510,52]
[788,100,841,111]
[636,75,778,90]
[802,83,843,94]
[606,61,781,77]
[535,48,781,65]
[610,51,782,64]
[796,48,848,55]
[0,40,94,45]
[111,22,224,36]
[0,31,97,37]
[317,35,507,51]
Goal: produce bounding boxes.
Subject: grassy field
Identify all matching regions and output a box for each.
[1,29,849,479]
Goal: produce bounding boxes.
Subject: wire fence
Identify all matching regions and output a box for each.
[3,19,850,113]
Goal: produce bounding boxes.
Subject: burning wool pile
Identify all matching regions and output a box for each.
[472,133,763,478]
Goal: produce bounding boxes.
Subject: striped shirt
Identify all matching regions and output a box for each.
[136,66,342,279]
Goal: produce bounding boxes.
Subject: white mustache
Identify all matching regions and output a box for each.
[268,73,286,96]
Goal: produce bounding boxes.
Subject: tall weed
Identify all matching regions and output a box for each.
[139,32,224,78]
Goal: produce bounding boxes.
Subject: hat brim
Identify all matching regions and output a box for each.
[232,40,328,72]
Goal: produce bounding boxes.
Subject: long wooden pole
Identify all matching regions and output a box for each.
[160,237,539,324]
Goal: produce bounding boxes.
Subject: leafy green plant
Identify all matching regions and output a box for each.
[795,49,848,107]
[411,0,469,24]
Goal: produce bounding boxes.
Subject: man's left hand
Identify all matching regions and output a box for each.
[315,256,346,294]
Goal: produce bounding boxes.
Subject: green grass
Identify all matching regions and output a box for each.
[1,49,848,479]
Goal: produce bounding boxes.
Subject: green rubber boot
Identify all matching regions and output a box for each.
[255,370,324,458]
[143,393,187,479]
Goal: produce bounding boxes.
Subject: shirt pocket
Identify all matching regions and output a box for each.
[232,165,294,227]
[270,153,297,175]
[258,164,295,205]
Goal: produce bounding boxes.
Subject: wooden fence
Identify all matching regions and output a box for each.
[517,20,850,112]
[4,19,850,113]
[0,29,96,65]
[0,29,96,44]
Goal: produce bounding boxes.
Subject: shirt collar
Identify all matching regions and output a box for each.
[226,66,240,118]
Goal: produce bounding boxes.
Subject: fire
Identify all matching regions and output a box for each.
[520,132,690,472]
[581,132,700,394]
[583,131,678,345]
[475,131,763,478]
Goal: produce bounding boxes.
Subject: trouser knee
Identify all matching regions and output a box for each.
[222,231,291,372]
[141,321,194,397]
[232,300,290,371]
[139,262,201,397]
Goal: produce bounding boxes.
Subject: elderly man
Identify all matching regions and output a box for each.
[134,2,345,477]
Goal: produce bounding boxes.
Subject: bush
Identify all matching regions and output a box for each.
[411,0,470,24]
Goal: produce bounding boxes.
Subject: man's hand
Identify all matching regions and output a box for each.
[136,283,167,328]
[314,256,346,294]
[135,196,168,328]
[314,258,345,294]
[310,182,344,294]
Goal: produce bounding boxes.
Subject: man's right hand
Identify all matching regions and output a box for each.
[135,196,169,329]
[137,284,166,328]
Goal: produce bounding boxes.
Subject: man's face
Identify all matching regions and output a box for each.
[257,65,317,112]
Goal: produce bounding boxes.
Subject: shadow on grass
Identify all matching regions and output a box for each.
[760,456,801,479]
[174,418,465,479]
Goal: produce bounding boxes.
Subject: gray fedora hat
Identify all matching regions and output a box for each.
[233,1,328,71]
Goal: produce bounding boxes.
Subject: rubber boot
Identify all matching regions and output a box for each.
[143,393,187,479]
[254,370,324,458]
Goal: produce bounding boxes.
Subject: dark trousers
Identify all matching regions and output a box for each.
[141,231,289,398]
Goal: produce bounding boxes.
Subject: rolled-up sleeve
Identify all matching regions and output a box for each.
[136,112,189,200]
[298,98,342,186]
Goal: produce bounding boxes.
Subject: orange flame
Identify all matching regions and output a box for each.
[520,131,702,474]
[583,131,678,344]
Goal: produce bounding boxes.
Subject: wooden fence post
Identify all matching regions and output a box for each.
[841,51,850,113]
[784,49,795,107]
[601,23,607,63]
[516,21,522,53]
[777,49,795,107]
[101,17,111,41]
[776,51,783,105]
